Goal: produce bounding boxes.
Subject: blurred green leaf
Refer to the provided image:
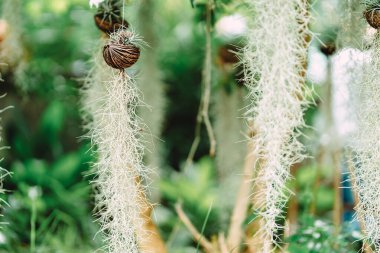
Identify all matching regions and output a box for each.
[51,153,81,186]
[38,101,65,141]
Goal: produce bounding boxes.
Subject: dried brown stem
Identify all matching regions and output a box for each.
[202,0,216,157]
[139,203,167,253]
[218,233,229,253]
[135,176,167,253]
[186,0,216,165]
[186,101,203,168]
[175,203,215,252]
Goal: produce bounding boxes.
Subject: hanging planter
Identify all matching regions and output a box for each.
[103,30,140,69]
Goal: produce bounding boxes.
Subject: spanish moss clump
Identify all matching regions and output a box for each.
[243,0,310,250]
[82,31,148,252]
[348,33,380,251]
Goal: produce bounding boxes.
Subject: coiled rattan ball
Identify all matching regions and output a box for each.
[103,30,140,69]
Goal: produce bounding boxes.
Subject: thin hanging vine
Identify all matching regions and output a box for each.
[187,0,216,165]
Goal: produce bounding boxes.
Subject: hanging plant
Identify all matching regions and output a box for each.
[347,4,380,250]
[83,0,150,248]
[242,0,311,250]
[87,29,145,253]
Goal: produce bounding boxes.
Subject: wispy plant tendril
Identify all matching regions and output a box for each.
[243,0,311,250]
[348,32,380,251]
[82,39,148,252]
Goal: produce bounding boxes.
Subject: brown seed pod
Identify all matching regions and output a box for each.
[94,14,129,34]
[364,9,380,29]
[103,41,140,69]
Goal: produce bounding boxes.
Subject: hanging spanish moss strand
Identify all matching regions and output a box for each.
[82,38,148,252]
[243,0,310,250]
[136,0,166,189]
[92,71,147,253]
[348,32,380,251]
[337,0,375,250]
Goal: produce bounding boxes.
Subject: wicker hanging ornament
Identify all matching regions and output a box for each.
[103,30,140,69]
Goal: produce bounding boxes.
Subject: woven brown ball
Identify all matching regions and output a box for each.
[94,14,128,34]
[365,9,380,29]
[103,41,140,69]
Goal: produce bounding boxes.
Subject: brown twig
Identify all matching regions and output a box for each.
[139,203,167,253]
[202,0,216,157]
[136,176,167,253]
[175,203,215,252]
[186,0,216,165]
[186,100,203,168]
[218,233,229,253]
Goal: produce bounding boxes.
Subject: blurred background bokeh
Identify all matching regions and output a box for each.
[0,0,371,252]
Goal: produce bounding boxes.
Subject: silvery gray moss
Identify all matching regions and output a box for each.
[81,32,149,252]
[348,33,380,251]
[339,0,380,250]
[243,0,311,251]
